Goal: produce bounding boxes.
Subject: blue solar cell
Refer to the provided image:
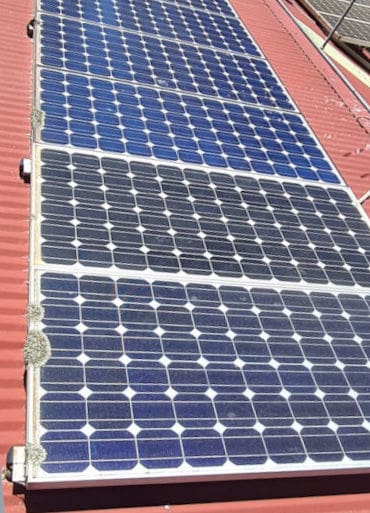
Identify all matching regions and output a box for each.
[88,393,132,429]
[40,15,295,111]
[290,396,329,426]
[302,427,343,462]
[38,272,370,475]
[182,429,227,467]
[224,428,267,465]
[41,393,86,430]
[138,429,183,469]
[39,150,370,286]
[91,431,137,470]
[38,70,341,182]
[263,428,306,464]
[215,395,255,426]
[40,0,260,56]
[338,427,370,460]
[40,431,89,473]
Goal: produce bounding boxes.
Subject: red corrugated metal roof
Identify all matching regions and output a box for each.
[0,0,369,511]
[0,0,32,511]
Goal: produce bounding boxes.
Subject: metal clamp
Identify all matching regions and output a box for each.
[19,158,31,184]
[27,19,35,39]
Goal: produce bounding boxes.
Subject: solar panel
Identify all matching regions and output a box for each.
[299,0,370,47]
[37,70,340,183]
[38,149,369,286]
[39,14,295,110]
[307,0,370,18]
[39,0,260,55]
[322,15,370,45]
[32,271,370,481]
[25,0,370,489]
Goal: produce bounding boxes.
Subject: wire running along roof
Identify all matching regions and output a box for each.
[26,0,370,488]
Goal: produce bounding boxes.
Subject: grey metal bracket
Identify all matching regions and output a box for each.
[6,446,26,486]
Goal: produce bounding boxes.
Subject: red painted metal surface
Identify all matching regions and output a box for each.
[0,0,369,512]
[0,0,32,511]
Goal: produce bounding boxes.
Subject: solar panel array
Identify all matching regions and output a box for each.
[26,0,370,488]
[299,0,370,47]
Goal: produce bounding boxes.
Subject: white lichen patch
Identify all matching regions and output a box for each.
[26,444,47,476]
[26,304,44,323]
[24,330,51,367]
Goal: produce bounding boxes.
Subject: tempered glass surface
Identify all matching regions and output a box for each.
[39,272,370,474]
[39,150,369,285]
[39,0,260,55]
[39,71,339,183]
[40,14,295,111]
